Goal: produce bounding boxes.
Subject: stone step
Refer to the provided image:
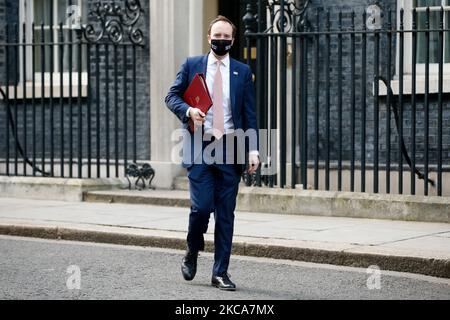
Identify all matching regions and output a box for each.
[83,187,450,223]
[83,189,190,208]
[173,176,252,191]
[173,176,189,191]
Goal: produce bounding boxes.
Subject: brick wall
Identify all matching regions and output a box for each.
[302,0,450,166]
[0,0,19,86]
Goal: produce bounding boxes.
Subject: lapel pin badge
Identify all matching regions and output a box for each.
[233,71,239,76]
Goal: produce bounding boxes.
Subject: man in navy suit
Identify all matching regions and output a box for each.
[165,16,260,291]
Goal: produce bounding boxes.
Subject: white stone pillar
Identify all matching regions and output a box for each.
[149,0,211,189]
[189,0,204,56]
[149,0,187,189]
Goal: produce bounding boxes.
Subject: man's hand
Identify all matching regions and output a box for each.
[189,108,206,127]
[248,154,260,174]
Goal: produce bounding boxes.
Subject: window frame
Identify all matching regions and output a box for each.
[396,0,450,77]
[18,0,88,88]
[381,0,450,95]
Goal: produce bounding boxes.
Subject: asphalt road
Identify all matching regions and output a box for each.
[0,235,449,300]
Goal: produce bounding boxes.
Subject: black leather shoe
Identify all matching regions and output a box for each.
[211,273,236,291]
[181,250,198,281]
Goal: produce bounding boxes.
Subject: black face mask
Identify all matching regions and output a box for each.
[210,39,232,56]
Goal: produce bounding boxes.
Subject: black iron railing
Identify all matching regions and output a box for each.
[244,0,450,196]
[0,0,145,179]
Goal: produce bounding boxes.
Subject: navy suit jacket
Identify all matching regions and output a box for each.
[165,54,259,174]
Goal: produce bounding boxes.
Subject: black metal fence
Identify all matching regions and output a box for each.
[244,0,450,196]
[0,1,145,179]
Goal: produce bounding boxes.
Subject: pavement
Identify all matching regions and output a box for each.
[0,196,449,279]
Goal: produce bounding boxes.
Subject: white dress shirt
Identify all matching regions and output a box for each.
[186,54,233,134]
[204,53,235,134]
[187,52,259,157]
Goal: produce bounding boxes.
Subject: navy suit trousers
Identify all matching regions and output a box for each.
[186,136,241,276]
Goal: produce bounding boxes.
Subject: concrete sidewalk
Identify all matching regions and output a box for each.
[0,197,449,278]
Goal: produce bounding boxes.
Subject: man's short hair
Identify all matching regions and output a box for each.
[208,15,237,38]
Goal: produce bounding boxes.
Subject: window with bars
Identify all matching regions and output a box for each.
[414,0,450,64]
[386,0,450,95]
[399,0,450,75]
[19,0,88,83]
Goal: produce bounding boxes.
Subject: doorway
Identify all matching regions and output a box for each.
[218,0,257,62]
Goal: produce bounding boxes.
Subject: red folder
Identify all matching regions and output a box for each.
[183,73,212,133]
